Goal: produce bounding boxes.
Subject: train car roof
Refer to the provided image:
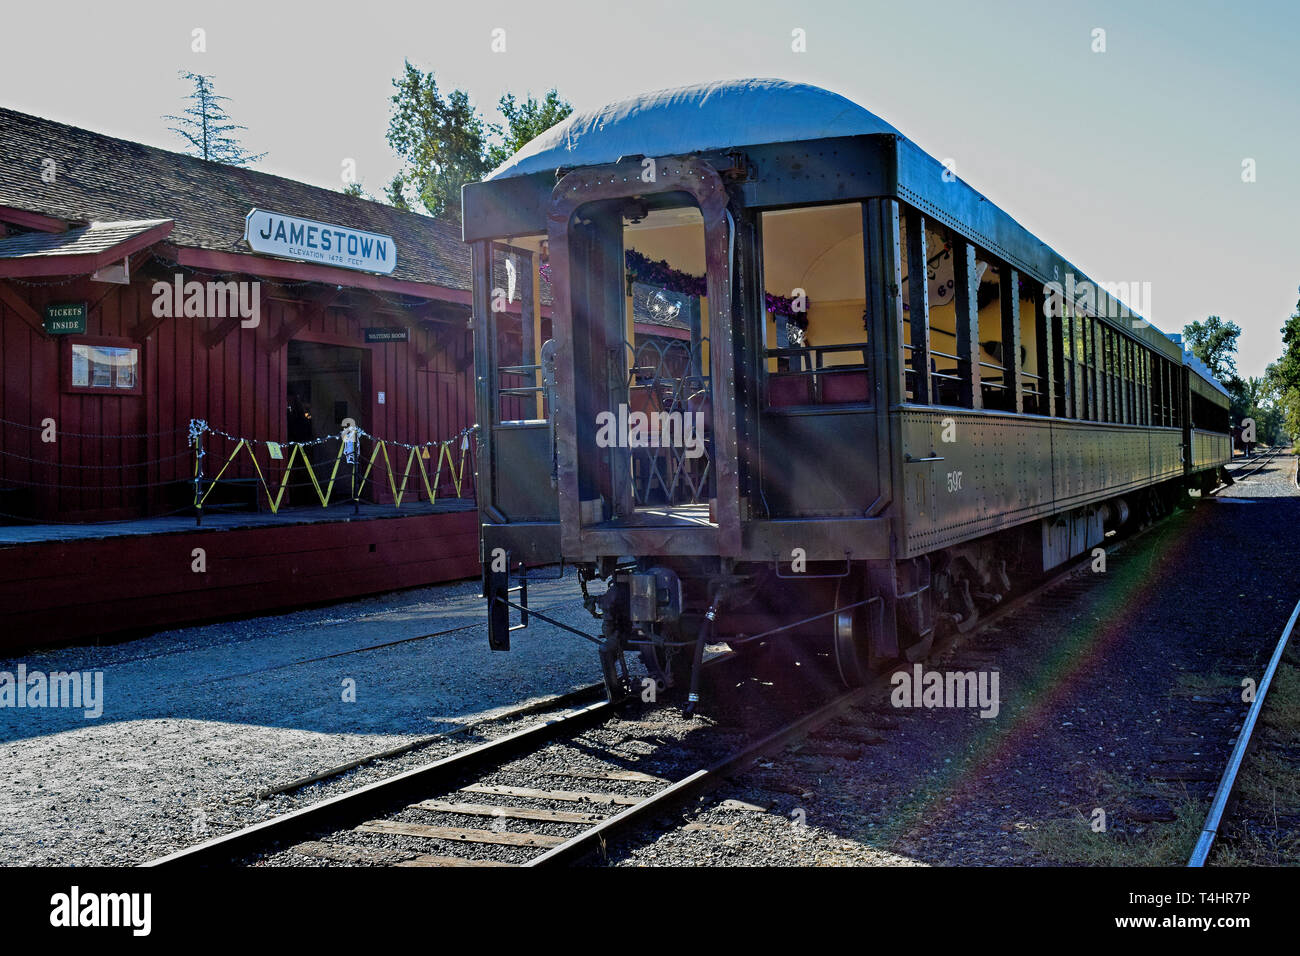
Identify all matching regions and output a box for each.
[476,79,1195,366]
[486,78,901,181]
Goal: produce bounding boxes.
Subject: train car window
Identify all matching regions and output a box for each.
[1105,327,1117,423]
[1068,309,1084,419]
[1123,338,1131,424]
[1130,341,1139,424]
[1172,366,1183,428]
[1118,336,1128,424]
[1146,354,1154,425]
[1083,316,1097,420]
[1173,363,1181,427]
[1155,354,1165,426]
[1047,288,1067,418]
[493,240,549,424]
[1160,359,1171,426]
[1101,321,1113,422]
[761,203,868,407]
[1137,347,1148,426]
[975,263,1013,411]
[1189,390,1229,433]
[900,217,965,407]
[1160,358,1170,427]
[1129,340,1139,424]
[1120,334,1129,423]
[1101,326,1111,422]
[1056,305,1073,418]
[1164,359,1174,427]
[1019,276,1046,415]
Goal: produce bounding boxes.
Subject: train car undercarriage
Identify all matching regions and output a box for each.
[490,477,1199,707]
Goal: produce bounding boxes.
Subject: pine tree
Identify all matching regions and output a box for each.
[164,72,266,166]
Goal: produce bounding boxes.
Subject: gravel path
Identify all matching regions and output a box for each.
[0,569,619,865]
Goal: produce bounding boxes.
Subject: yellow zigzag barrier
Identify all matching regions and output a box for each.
[196,433,472,514]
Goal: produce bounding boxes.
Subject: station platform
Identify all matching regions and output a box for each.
[0,500,481,653]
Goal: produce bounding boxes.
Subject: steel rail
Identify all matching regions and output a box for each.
[254,682,608,799]
[1188,595,1300,867]
[1225,447,1279,482]
[527,536,1132,867]
[142,698,614,867]
[526,685,870,866]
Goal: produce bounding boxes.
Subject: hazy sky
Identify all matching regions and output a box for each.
[3,0,1295,377]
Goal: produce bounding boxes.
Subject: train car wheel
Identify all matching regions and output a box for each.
[833,574,876,687]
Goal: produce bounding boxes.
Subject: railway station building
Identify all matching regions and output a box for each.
[0,108,533,650]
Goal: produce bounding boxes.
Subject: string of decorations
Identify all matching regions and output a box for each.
[8,275,82,288]
[188,419,477,459]
[539,252,809,319]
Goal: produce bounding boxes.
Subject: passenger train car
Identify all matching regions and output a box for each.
[461,79,1232,703]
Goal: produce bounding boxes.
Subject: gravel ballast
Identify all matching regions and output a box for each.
[0,570,614,865]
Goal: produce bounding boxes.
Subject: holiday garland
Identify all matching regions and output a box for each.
[539,251,808,320]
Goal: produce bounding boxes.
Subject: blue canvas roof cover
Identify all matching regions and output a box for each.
[486,78,903,181]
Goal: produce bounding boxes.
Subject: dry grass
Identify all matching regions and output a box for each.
[1022,773,1204,866]
[1213,661,1300,865]
[1170,669,1236,698]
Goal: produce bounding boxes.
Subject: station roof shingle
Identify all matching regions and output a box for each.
[0,108,470,290]
[0,218,172,260]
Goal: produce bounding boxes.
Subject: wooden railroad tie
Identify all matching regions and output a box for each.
[460,783,646,805]
[356,819,564,848]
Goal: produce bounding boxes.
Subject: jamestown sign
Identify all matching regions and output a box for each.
[244,208,397,275]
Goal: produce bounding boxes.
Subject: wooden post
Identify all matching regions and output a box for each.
[1000,266,1022,413]
[953,239,981,409]
[471,240,496,516]
[905,210,930,404]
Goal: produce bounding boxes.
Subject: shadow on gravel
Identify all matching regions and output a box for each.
[0,574,615,746]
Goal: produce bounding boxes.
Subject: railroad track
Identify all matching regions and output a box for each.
[145,526,1144,869]
[1188,596,1300,866]
[1224,446,1283,483]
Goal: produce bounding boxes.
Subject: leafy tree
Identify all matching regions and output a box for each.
[385,61,492,224]
[164,72,266,166]
[1227,374,1282,444]
[1269,304,1300,393]
[1181,315,1242,380]
[385,63,572,222]
[1266,300,1300,442]
[485,90,573,168]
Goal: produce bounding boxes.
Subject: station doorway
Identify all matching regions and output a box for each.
[286,340,369,502]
